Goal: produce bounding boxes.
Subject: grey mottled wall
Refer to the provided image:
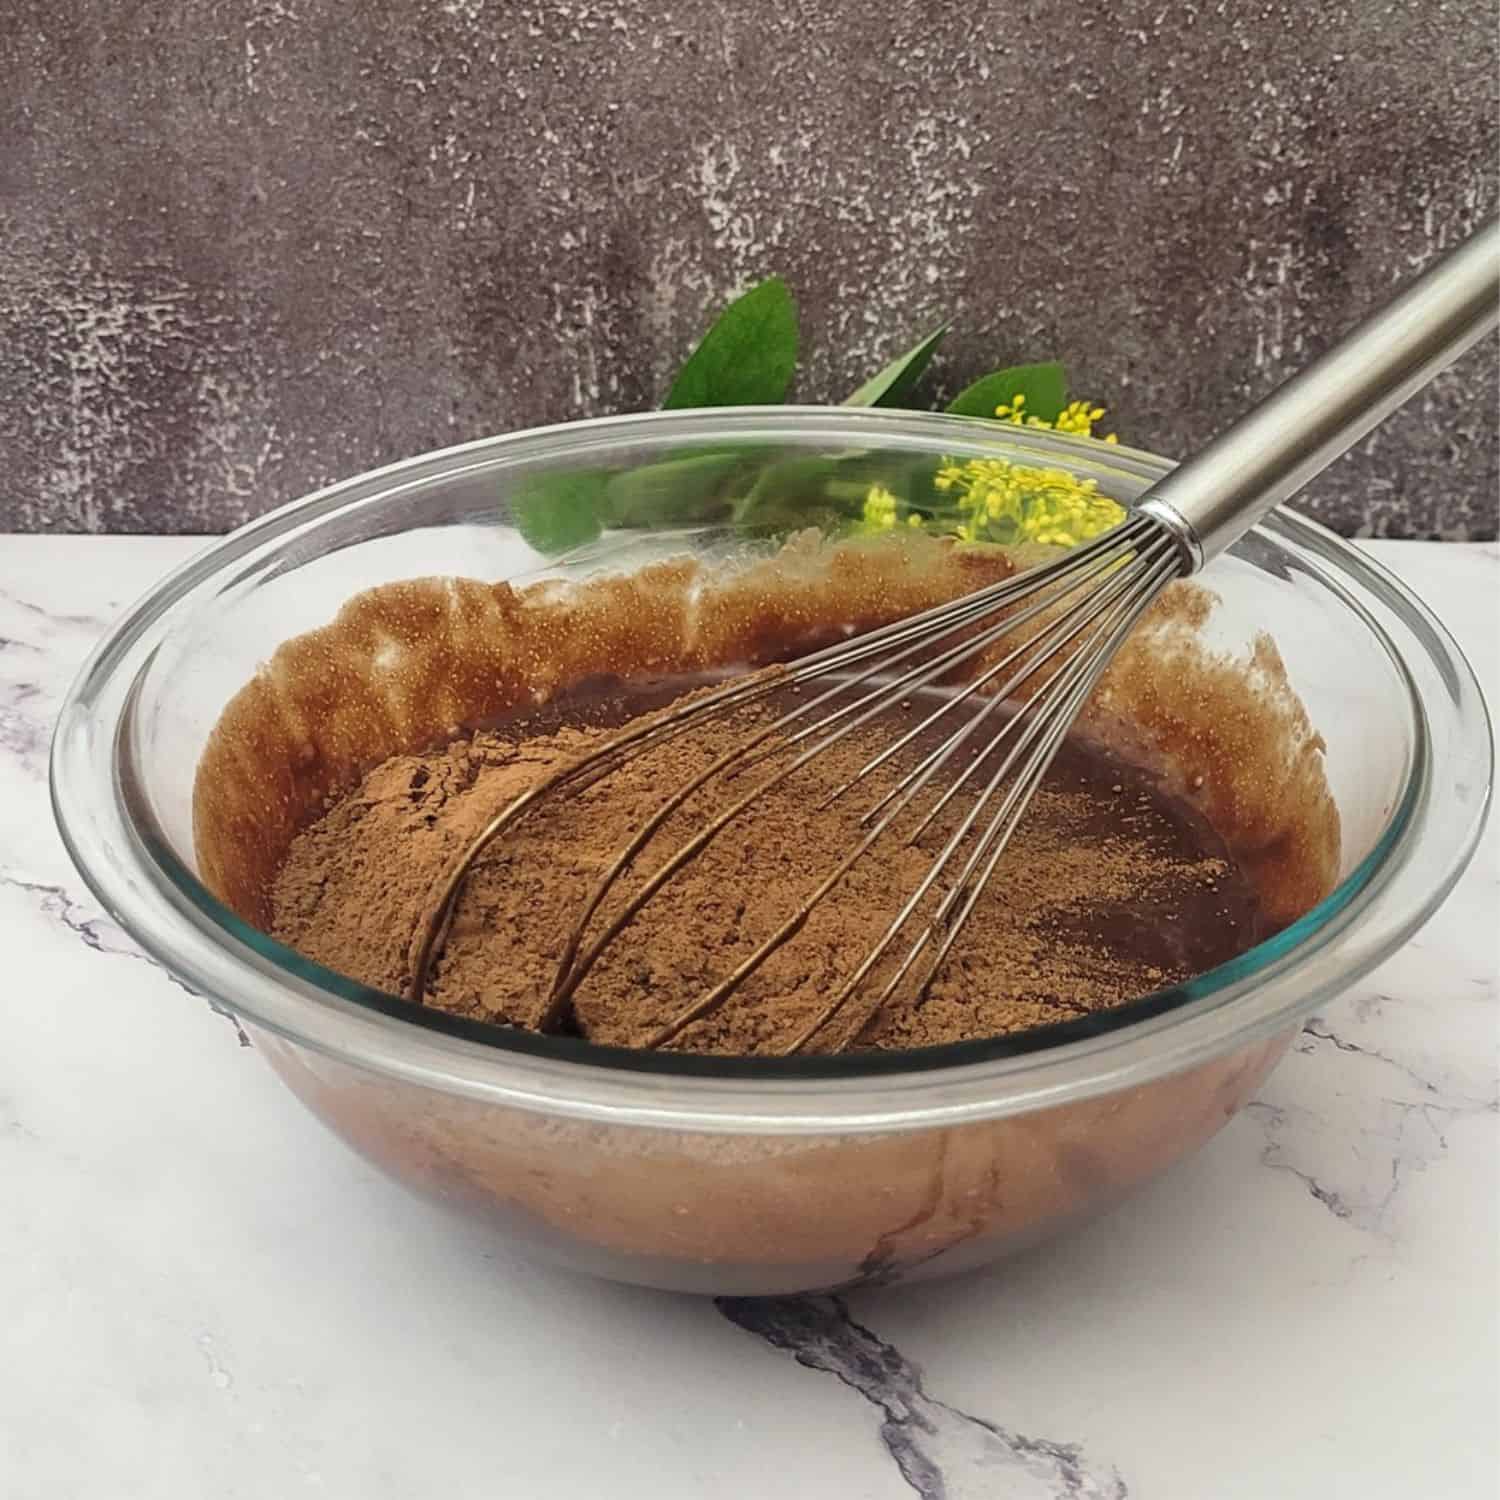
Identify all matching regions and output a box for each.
[2,0,1496,537]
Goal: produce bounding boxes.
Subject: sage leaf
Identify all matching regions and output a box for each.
[944,361,1067,424]
[663,277,799,409]
[731,454,854,534]
[603,451,752,528]
[844,320,949,407]
[510,469,610,554]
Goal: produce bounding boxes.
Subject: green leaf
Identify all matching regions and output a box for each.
[730,451,942,535]
[843,321,950,408]
[510,469,610,554]
[602,451,752,528]
[944,361,1067,424]
[663,277,799,409]
[731,455,853,533]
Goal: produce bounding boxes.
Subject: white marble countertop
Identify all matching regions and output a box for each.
[2,535,1496,1500]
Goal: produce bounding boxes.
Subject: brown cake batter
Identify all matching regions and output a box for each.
[270,676,1265,1056]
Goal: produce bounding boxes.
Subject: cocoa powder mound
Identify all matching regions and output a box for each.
[270,680,1263,1057]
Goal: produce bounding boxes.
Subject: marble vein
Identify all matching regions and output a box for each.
[0,867,249,1043]
[0,682,48,768]
[1245,998,1499,1235]
[1299,1012,1494,1107]
[0,871,180,980]
[717,1295,1128,1500]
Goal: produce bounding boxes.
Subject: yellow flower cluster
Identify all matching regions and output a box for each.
[933,457,1126,548]
[861,484,925,530]
[994,392,1119,444]
[857,390,1126,548]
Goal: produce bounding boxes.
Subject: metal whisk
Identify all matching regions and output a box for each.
[410,219,1499,1052]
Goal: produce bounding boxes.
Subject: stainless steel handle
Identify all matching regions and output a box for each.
[1138,217,1500,571]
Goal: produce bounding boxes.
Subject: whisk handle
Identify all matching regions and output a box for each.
[1138,216,1500,571]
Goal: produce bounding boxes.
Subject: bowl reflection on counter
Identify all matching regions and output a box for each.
[51,408,1492,1294]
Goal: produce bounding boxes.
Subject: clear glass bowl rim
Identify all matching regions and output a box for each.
[49,407,1494,1133]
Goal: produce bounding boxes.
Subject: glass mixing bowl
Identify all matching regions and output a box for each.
[51,409,1492,1295]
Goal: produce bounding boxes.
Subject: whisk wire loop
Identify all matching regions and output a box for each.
[408,514,1191,1053]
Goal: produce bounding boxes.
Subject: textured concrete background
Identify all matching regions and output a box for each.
[2,0,1496,537]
